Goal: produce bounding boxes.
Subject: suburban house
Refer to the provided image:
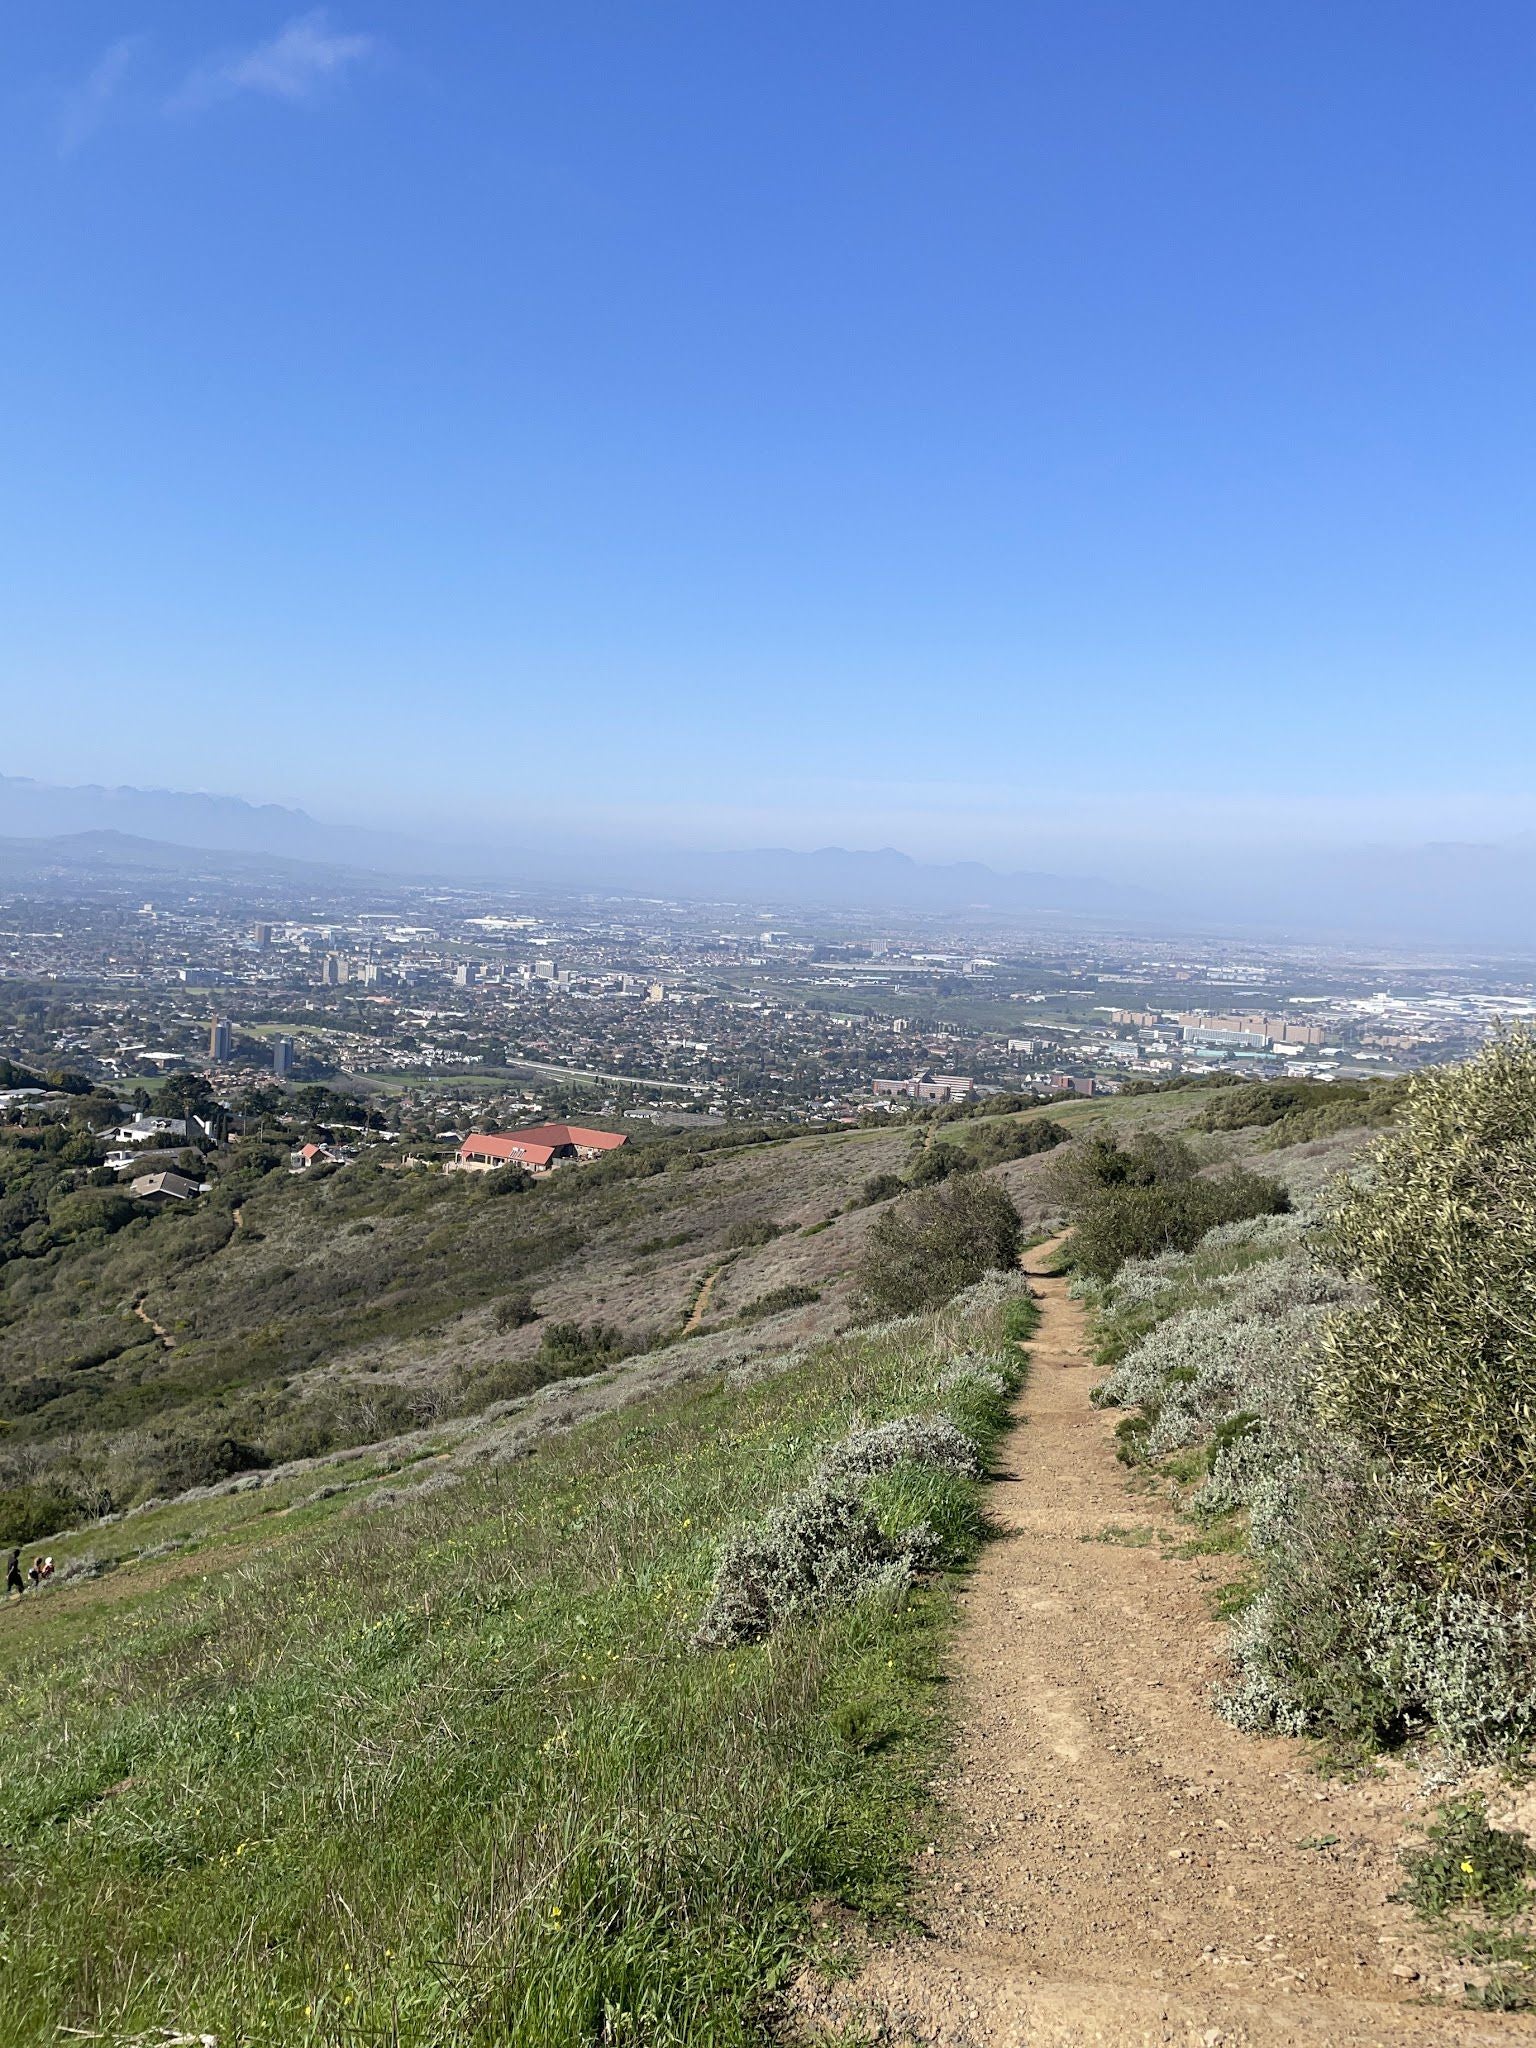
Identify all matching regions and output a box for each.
[290,1141,350,1172]
[129,1170,203,1203]
[111,1115,189,1146]
[451,1123,628,1175]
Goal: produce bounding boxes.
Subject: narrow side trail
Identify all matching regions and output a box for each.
[132,1297,174,1349]
[684,1263,723,1334]
[801,1237,1532,2047]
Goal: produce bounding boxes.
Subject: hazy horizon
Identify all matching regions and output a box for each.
[8,765,1536,953]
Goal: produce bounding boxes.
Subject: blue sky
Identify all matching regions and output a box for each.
[3,3,1533,867]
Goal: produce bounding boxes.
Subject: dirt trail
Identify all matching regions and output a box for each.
[801,1238,1534,2046]
[684,1264,723,1334]
[132,1298,174,1349]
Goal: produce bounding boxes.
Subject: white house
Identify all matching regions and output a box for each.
[111,1116,189,1146]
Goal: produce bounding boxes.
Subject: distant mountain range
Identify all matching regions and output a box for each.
[601,844,1138,915]
[0,828,367,886]
[0,775,410,869]
[4,773,1532,946]
[0,775,1135,918]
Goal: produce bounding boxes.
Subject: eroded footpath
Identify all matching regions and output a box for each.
[798,1238,1536,2047]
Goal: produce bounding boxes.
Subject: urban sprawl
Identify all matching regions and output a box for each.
[3,859,1532,1162]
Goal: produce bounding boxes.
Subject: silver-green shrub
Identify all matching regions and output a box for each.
[818,1414,979,1485]
[1390,1588,1536,1757]
[935,1358,1010,1400]
[1099,1243,1345,1466]
[1221,1565,1536,1761]
[692,1479,920,1648]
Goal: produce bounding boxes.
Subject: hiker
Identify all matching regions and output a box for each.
[39,1557,53,1581]
[5,1550,22,1599]
[26,1557,41,1588]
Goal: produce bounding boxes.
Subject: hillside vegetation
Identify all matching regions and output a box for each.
[3,1072,1445,2041]
[1079,1037,1536,1767]
[0,1092,1137,1539]
[0,1116,910,1530]
[0,1264,1033,2047]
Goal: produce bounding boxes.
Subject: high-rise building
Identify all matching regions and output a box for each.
[273,1036,295,1079]
[209,1016,233,1062]
[252,921,273,948]
[321,954,344,986]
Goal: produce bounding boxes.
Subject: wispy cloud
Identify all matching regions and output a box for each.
[170,10,376,114]
[59,36,143,157]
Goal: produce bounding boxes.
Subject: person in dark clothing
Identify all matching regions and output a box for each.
[5,1550,22,1599]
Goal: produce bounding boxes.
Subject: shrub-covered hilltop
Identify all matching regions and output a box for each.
[1072,1041,1536,1766]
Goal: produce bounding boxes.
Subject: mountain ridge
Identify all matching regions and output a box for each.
[0,776,1134,916]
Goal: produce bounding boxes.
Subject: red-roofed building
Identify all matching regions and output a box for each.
[290,1140,351,1172]
[452,1123,628,1175]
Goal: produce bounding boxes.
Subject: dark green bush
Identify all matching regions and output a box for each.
[1071,1170,1289,1281]
[44,1188,138,1244]
[0,1484,87,1546]
[905,1142,975,1188]
[859,1173,907,1206]
[964,1116,1067,1167]
[1050,1132,1198,1212]
[1314,1035,1536,1572]
[142,1434,271,1499]
[722,1217,785,1250]
[856,1176,1022,1320]
[737,1283,820,1323]
[479,1165,534,1197]
[493,1287,537,1332]
[537,1321,650,1368]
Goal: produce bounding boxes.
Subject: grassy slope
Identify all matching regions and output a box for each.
[0,1082,1287,2048]
[0,1090,1203,1508]
[0,1275,1033,2048]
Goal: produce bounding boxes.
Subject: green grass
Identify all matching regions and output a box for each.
[1000,1293,1041,1344]
[1397,1797,1536,2011]
[0,1272,1031,2047]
